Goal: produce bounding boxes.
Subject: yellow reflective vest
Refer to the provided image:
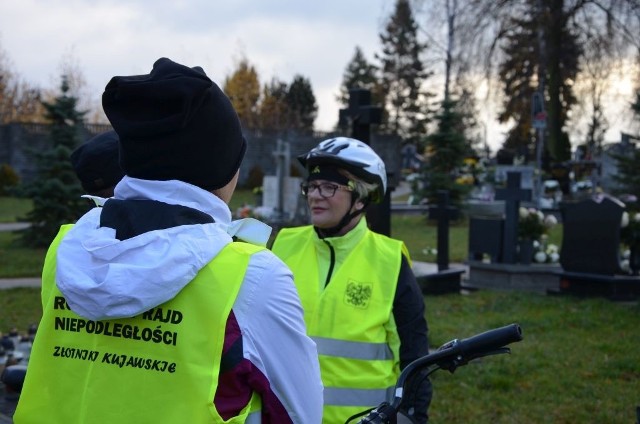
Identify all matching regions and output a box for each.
[272,221,406,423]
[15,228,262,424]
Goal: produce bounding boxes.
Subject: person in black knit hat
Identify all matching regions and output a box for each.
[103,58,247,190]
[15,57,323,424]
[70,130,124,198]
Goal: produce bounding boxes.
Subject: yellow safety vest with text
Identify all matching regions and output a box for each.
[272,225,404,424]
[15,233,263,424]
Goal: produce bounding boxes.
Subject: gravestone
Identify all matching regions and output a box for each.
[468,217,504,263]
[465,171,561,295]
[419,190,465,294]
[262,140,303,222]
[494,172,532,264]
[467,198,505,262]
[262,176,303,220]
[339,88,390,236]
[558,194,640,300]
[560,195,624,275]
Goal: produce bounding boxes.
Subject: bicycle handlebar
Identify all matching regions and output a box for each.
[443,322,523,362]
[349,324,523,424]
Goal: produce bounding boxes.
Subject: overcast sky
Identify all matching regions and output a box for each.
[1,0,637,150]
[0,0,397,133]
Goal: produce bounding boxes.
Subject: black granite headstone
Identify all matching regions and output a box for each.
[557,195,640,300]
[468,217,504,263]
[559,195,625,276]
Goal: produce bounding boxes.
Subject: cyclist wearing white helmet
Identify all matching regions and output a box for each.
[271,137,432,423]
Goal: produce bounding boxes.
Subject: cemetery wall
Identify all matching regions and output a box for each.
[0,123,112,183]
[0,124,402,188]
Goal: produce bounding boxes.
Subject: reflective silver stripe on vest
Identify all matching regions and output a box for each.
[312,337,393,361]
[324,386,395,407]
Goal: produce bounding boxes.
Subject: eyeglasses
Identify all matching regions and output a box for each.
[300,181,353,198]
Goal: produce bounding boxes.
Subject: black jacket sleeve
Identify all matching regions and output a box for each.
[394,255,432,423]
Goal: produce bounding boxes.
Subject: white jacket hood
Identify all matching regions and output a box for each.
[56,177,271,321]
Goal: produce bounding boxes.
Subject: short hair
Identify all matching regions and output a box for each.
[338,169,379,202]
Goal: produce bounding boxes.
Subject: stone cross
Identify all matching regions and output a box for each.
[272,139,290,221]
[339,88,382,143]
[495,172,532,263]
[338,88,389,235]
[428,190,459,271]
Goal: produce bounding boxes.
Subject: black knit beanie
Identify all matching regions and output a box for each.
[70,130,124,194]
[102,57,246,190]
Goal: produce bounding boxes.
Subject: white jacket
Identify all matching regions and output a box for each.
[55,176,323,424]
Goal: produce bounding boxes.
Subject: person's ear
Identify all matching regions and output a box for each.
[353,198,366,212]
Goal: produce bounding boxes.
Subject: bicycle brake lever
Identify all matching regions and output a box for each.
[437,347,512,373]
[357,402,396,423]
[459,347,513,366]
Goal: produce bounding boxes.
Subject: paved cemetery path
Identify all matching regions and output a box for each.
[0,222,29,231]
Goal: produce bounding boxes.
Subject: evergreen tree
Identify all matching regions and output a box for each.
[453,85,482,154]
[285,75,317,133]
[337,46,386,131]
[612,147,640,202]
[223,58,261,130]
[541,0,581,162]
[612,85,640,202]
[377,0,433,144]
[338,47,384,103]
[496,12,538,159]
[420,98,470,207]
[19,75,86,247]
[465,0,635,163]
[496,3,580,163]
[337,46,380,106]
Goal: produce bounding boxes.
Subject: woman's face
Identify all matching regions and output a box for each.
[306,179,363,233]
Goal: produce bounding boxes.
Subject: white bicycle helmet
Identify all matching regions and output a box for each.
[298,137,387,203]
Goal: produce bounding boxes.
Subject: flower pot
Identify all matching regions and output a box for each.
[518,239,534,265]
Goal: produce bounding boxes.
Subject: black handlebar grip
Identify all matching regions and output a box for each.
[458,324,523,356]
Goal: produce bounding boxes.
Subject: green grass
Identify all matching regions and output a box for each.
[0,190,260,278]
[0,193,636,423]
[0,193,564,277]
[229,187,260,213]
[425,291,640,423]
[393,215,469,262]
[0,232,46,278]
[1,288,637,423]
[392,215,562,263]
[0,288,42,332]
[0,197,32,222]
[0,190,255,224]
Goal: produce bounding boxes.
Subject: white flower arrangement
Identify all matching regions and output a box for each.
[518,207,558,241]
[533,235,560,264]
[422,247,438,256]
